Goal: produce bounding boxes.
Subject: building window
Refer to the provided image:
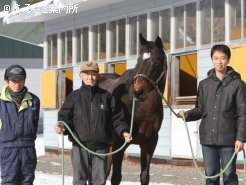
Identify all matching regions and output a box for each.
[109,18,126,58]
[186,3,196,47]
[129,14,147,56]
[150,11,159,41]
[118,19,126,57]
[174,3,197,50]
[92,23,106,60]
[138,14,147,52]
[229,0,241,41]
[110,21,117,58]
[160,9,171,50]
[61,30,72,65]
[201,0,211,45]
[92,25,98,60]
[174,5,185,49]
[129,16,137,55]
[213,0,225,43]
[76,29,81,62]
[76,27,89,63]
[82,27,89,61]
[47,34,57,67]
[200,0,225,45]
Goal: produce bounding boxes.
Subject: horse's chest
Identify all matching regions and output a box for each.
[134,119,161,137]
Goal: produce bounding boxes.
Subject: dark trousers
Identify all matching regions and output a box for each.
[0,147,37,185]
[71,146,108,185]
[202,145,238,185]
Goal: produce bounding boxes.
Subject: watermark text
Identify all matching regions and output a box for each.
[4,3,78,14]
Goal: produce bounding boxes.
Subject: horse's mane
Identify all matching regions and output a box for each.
[100,67,137,86]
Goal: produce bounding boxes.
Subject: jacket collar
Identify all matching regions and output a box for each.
[81,81,99,90]
[0,85,33,112]
[81,81,100,100]
[207,66,241,86]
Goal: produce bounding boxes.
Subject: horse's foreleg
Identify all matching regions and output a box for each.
[140,135,158,185]
[111,143,126,185]
[140,151,150,185]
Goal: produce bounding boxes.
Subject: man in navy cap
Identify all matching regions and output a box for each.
[0,64,40,184]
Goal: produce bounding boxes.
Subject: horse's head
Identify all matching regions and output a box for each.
[133,33,167,101]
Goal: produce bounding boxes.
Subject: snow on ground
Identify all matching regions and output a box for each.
[34,135,174,185]
[34,171,173,185]
[36,134,45,157]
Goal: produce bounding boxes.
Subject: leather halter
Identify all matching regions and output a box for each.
[134,69,165,88]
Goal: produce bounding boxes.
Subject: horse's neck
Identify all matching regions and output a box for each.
[157,66,167,93]
[118,69,136,86]
[157,79,165,93]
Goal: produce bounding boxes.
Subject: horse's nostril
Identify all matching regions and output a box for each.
[134,89,144,97]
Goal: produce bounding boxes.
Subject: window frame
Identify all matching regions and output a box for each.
[47,33,58,68]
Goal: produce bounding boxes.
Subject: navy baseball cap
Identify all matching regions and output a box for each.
[4,65,26,81]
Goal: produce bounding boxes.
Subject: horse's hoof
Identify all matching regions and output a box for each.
[140,172,150,185]
[111,175,122,185]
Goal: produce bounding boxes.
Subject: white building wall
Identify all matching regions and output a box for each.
[43,110,59,149]
[196,48,213,160]
[153,108,171,158]
[73,65,81,90]
[171,108,199,159]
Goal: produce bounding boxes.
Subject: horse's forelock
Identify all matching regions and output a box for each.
[136,41,165,81]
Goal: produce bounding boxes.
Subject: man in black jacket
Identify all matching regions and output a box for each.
[55,61,132,185]
[178,44,246,185]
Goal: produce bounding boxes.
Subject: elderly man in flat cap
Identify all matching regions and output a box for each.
[55,61,132,185]
[0,64,40,184]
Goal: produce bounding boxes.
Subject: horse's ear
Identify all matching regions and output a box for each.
[155,36,163,48]
[139,33,148,46]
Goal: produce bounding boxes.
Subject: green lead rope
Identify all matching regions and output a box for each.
[59,97,136,185]
[157,88,246,184]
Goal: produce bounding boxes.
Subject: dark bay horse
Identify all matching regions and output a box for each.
[99,33,167,185]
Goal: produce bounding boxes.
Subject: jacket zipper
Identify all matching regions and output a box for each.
[89,88,92,135]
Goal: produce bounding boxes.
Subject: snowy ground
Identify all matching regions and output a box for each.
[34,171,173,185]
[34,135,174,185]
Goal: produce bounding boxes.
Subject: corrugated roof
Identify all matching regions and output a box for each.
[0,0,44,45]
[0,21,43,45]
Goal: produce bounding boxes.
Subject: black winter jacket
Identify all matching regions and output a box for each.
[187,66,246,145]
[58,83,129,149]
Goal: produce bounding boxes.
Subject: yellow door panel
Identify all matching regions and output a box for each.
[114,63,126,75]
[40,70,57,109]
[230,46,246,83]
